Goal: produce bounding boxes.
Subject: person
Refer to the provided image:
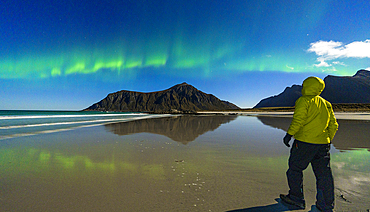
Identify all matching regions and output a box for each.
[280,76,339,212]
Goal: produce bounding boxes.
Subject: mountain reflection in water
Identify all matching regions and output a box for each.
[104,115,238,144]
[257,116,370,151]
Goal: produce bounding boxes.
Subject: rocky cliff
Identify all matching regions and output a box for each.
[84,82,240,113]
[254,69,370,108]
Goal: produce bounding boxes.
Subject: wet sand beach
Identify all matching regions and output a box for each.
[0,114,369,211]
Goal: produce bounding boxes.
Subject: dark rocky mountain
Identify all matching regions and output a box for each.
[254,69,370,108]
[84,82,240,113]
[320,69,370,103]
[105,115,237,144]
[253,85,302,108]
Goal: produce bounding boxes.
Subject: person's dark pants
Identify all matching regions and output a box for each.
[287,140,334,211]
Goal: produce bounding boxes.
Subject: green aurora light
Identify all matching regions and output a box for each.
[2,0,366,80]
[1,42,356,80]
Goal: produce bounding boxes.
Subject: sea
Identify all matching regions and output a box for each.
[0,110,168,140]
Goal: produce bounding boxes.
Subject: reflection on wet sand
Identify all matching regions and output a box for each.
[1,115,369,211]
[105,115,237,144]
[257,116,370,151]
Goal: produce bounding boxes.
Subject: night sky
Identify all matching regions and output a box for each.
[1,0,369,110]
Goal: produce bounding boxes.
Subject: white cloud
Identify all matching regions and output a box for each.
[314,58,331,67]
[286,65,294,70]
[332,61,346,66]
[308,39,370,68]
[318,66,338,73]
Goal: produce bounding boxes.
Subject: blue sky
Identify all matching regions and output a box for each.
[1,0,369,110]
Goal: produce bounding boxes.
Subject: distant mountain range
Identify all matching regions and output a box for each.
[85,70,370,112]
[254,69,370,108]
[84,82,240,113]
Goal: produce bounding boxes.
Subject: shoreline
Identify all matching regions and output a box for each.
[197,111,370,120]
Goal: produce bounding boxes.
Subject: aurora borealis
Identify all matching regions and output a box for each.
[1,0,370,109]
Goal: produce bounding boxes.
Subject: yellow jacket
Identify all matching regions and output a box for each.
[287,77,339,144]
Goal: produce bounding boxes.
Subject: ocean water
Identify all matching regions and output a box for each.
[0,110,168,140]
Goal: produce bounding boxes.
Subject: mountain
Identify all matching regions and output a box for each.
[320,69,370,103]
[253,85,302,108]
[84,82,240,113]
[254,69,370,108]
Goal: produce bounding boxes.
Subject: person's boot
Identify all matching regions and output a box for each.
[316,204,334,212]
[280,194,305,209]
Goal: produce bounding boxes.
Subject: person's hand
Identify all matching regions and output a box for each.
[283,133,292,147]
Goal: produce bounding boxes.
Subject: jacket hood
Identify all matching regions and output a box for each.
[301,76,325,96]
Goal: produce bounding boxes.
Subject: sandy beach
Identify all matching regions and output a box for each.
[0,114,369,212]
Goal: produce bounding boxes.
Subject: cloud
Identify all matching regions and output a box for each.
[314,58,331,67]
[332,61,346,66]
[308,39,370,68]
[286,65,294,70]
